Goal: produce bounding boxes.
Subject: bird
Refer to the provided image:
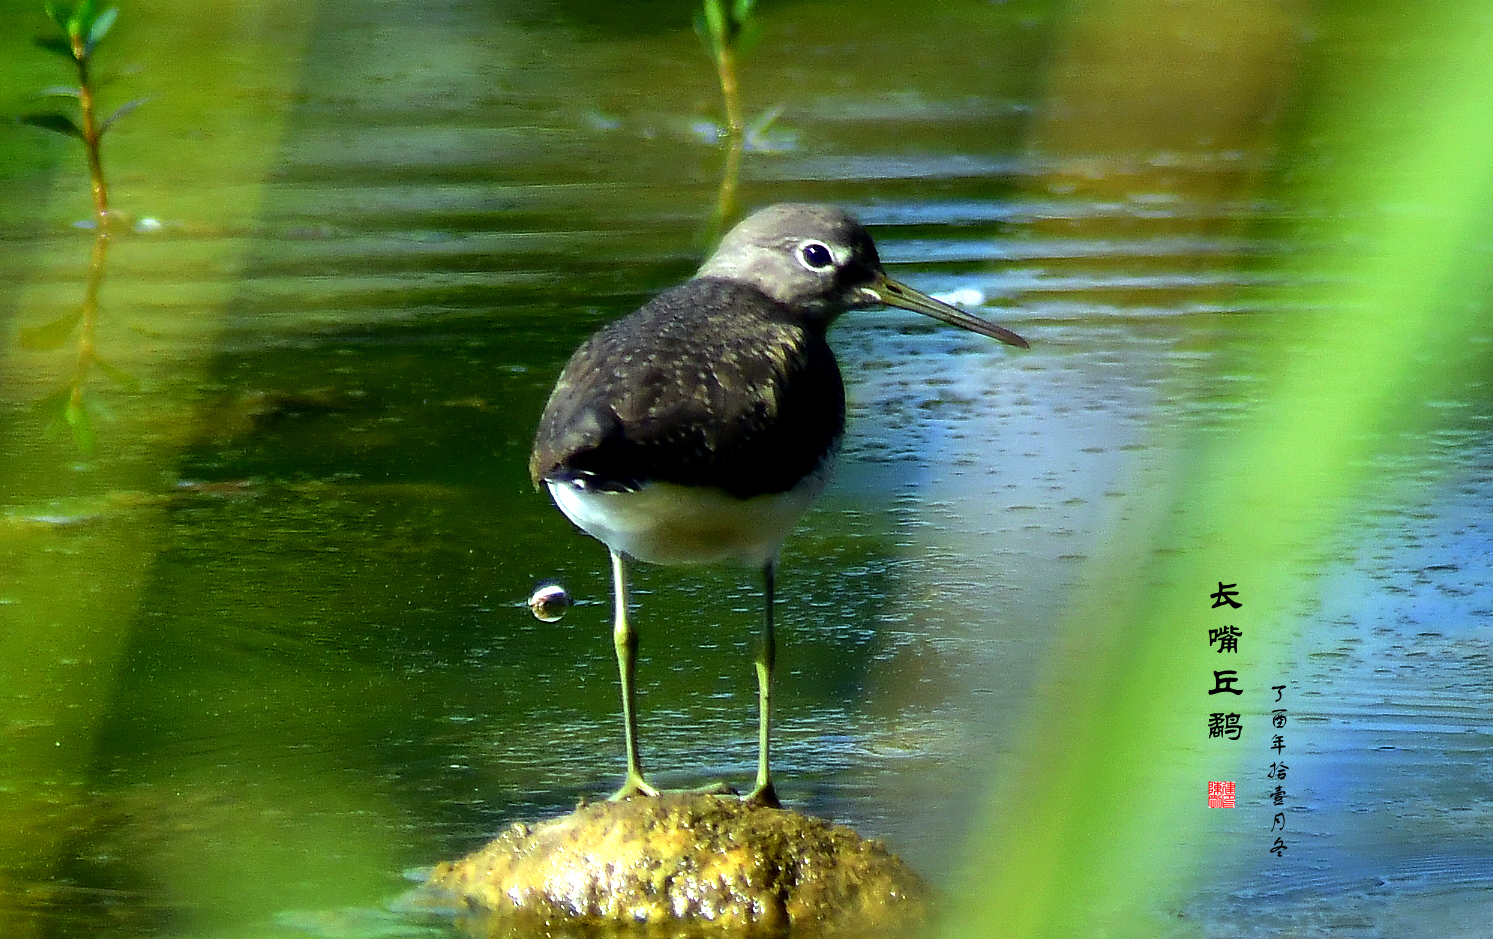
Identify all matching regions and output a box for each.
[529,203,1027,808]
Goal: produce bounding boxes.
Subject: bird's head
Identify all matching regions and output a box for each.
[696,203,1028,348]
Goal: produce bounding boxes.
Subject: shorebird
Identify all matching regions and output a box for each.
[530,203,1027,807]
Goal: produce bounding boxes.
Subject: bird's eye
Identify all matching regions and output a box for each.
[798,241,835,271]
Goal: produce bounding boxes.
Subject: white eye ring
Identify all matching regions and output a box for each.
[796,240,836,272]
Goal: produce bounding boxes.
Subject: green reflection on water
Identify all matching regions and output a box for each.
[947,1,1493,937]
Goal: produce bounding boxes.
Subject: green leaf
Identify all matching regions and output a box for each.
[86,6,116,51]
[100,97,147,134]
[734,19,763,57]
[92,356,139,392]
[34,385,70,418]
[746,103,782,138]
[702,0,726,43]
[34,386,71,437]
[731,0,756,27]
[68,0,98,41]
[693,10,720,58]
[33,35,74,58]
[20,112,84,138]
[45,1,72,30]
[17,311,82,351]
[31,384,102,454]
[81,390,113,424]
[65,392,97,454]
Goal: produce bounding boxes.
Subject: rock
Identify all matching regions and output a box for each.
[425,792,931,937]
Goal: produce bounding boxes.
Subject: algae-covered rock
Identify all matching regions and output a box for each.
[426,792,930,937]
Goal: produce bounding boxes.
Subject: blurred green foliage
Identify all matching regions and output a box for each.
[947,1,1493,936]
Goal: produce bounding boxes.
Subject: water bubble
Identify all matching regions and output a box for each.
[528,582,570,622]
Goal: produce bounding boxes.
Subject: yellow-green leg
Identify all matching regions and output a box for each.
[608,549,657,800]
[744,560,781,808]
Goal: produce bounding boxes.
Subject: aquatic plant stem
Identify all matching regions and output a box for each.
[69,24,110,444]
[708,35,745,242]
[68,25,111,224]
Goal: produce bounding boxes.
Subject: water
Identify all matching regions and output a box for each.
[2,1,1491,937]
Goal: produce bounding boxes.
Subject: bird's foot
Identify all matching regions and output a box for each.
[607,773,660,801]
[612,779,736,800]
[607,775,777,804]
[741,780,781,809]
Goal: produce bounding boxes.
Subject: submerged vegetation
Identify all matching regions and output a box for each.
[695,0,759,242]
[20,1,140,452]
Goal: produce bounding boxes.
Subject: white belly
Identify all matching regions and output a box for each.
[547,463,833,568]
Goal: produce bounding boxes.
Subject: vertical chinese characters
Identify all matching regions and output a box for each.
[1207,582,1243,741]
[1270,684,1288,857]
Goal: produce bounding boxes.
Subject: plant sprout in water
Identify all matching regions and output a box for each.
[20,1,144,453]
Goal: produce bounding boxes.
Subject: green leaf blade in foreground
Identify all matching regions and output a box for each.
[86,6,117,53]
[92,356,140,392]
[33,34,75,58]
[67,0,99,41]
[693,10,720,58]
[100,97,146,134]
[44,1,72,30]
[701,0,726,44]
[33,385,72,434]
[18,311,83,351]
[731,0,755,28]
[733,19,763,58]
[65,392,97,454]
[20,111,84,138]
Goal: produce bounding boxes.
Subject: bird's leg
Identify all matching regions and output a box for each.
[608,549,657,800]
[744,559,782,808]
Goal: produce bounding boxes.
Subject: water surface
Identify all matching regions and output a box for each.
[1,1,1490,937]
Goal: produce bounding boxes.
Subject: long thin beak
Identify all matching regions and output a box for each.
[861,273,1029,349]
